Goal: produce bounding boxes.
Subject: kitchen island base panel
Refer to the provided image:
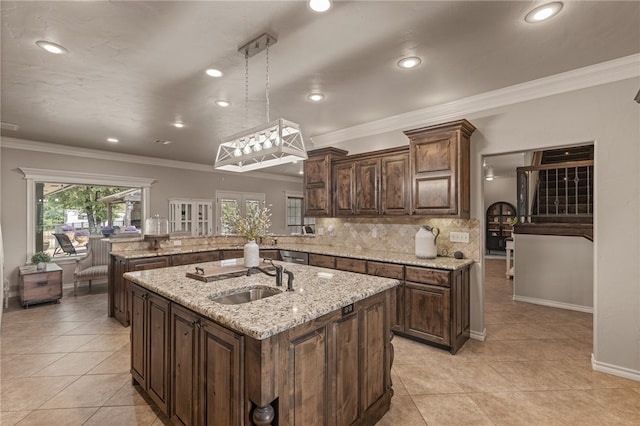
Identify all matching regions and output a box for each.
[129,281,394,425]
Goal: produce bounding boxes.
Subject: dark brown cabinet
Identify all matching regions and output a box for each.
[130,284,171,416]
[333,161,356,216]
[170,303,244,426]
[367,261,405,333]
[355,158,381,215]
[171,251,220,266]
[405,119,476,218]
[309,253,336,269]
[304,147,348,217]
[110,255,170,326]
[381,153,411,216]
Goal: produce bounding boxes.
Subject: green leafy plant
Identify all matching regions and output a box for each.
[222,202,272,241]
[31,251,52,264]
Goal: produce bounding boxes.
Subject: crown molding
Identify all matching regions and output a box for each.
[0,137,302,183]
[312,54,640,147]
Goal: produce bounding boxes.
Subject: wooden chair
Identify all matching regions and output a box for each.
[73,236,109,296]
[52,233,77,256]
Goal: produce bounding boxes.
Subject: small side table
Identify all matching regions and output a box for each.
[19,263,63,307]
[505,238,514,278]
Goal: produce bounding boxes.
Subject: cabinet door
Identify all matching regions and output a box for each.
[130,284,147,388]
[411,131,458,215]
[112,258,129,326]
[381,153,410,215]
[404,282,450,346]
[332,313,359,426]
[333,162,355,216]
[361,297,387,411]
[147,293,170,415]
[367,261,404,333]
[355,159,380,215]
[199,318,244,426]
[304,156,331,217]
[450,267,471,355]
[171,304,199,426]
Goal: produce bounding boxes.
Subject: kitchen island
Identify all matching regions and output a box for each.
[124,259,399,425]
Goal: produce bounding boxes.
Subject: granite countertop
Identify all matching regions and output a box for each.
[112,243,473,270]
[124,260,399,340]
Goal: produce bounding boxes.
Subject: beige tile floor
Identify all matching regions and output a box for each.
[0,260,638,425]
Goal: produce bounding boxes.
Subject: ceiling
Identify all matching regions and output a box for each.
[1,1,639,177]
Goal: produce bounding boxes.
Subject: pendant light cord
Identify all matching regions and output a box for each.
[244,52,249,125]
[265,39,270,123]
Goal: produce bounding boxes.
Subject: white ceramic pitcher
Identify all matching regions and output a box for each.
[415,225,440,259]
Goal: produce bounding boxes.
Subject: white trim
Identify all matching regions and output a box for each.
[2,137,302,184]
[513,295,593,313]
[470,328,487,342]
[312,54,640,147]
[19,167,156,188]
[592,354,640,382]
[19,167,156,262]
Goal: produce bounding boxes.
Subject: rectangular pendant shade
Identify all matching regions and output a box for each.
[214,118,307,172]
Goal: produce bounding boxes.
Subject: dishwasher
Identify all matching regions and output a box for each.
[279,250,309,265]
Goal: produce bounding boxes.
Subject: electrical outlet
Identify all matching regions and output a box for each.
[173,240,182,246]
[317,226,324,236]
[449,231,470,243]
[372,228,377,238]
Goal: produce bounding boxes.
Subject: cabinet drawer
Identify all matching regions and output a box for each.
[405,266,450,287]
[221,250,244,260]
[128,257,170,271]
[335,257,367,274]
[309,253,336,269]
[367,261,404,280]
[171,251,220,266]
[22,272,61,288]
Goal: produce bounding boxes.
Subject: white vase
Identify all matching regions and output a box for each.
[244,240,260,267]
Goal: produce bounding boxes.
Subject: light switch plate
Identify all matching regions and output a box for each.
[449,231,470,243]
[173,240,182,246]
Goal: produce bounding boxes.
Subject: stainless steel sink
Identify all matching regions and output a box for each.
[210,286,282,305]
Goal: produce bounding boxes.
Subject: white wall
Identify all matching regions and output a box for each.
[514,234,593,310]
[466,78,639,379]
[484,176,517,210]
[0,146,303,293]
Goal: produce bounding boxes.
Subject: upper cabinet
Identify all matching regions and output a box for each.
[404,119,476,218]
[168,198,214,236]
[304,119,474,218]
[304,148,348,217]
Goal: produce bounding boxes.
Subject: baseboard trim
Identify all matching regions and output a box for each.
[592,354,640,382]
[470,327,487,341]
[513,295,593,313]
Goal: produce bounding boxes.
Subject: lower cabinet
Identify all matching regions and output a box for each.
[130,283,392,426]
[110,255,171,326]
[130,284,171,415]
[170,304,244,426]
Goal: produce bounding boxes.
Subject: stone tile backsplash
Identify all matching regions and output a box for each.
[302,217,480,262]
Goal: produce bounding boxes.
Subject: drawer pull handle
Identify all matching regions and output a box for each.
[36,281,48,287]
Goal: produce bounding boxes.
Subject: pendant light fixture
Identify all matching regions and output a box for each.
[214,33,307,172]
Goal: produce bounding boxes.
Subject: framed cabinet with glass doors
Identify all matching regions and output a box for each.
[168,198,213,236]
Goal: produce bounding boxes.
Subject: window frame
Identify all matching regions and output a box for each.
[19,167,155,263]
[215,191,265,235]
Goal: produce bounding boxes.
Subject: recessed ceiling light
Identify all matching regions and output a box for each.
[107,137,119,143]
[397,56,422,69]
[525,2,563,23]
[307,93,325,102]
[206,68,223,77]
[173,121,185,128]
[35,40,69,55]
[309,0,331,13]
[155,139,173,145]
[215,100,231,107]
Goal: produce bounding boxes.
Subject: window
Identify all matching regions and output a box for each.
[19,168,154,263]
[285,191,315,234]
[216,191,265,235]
